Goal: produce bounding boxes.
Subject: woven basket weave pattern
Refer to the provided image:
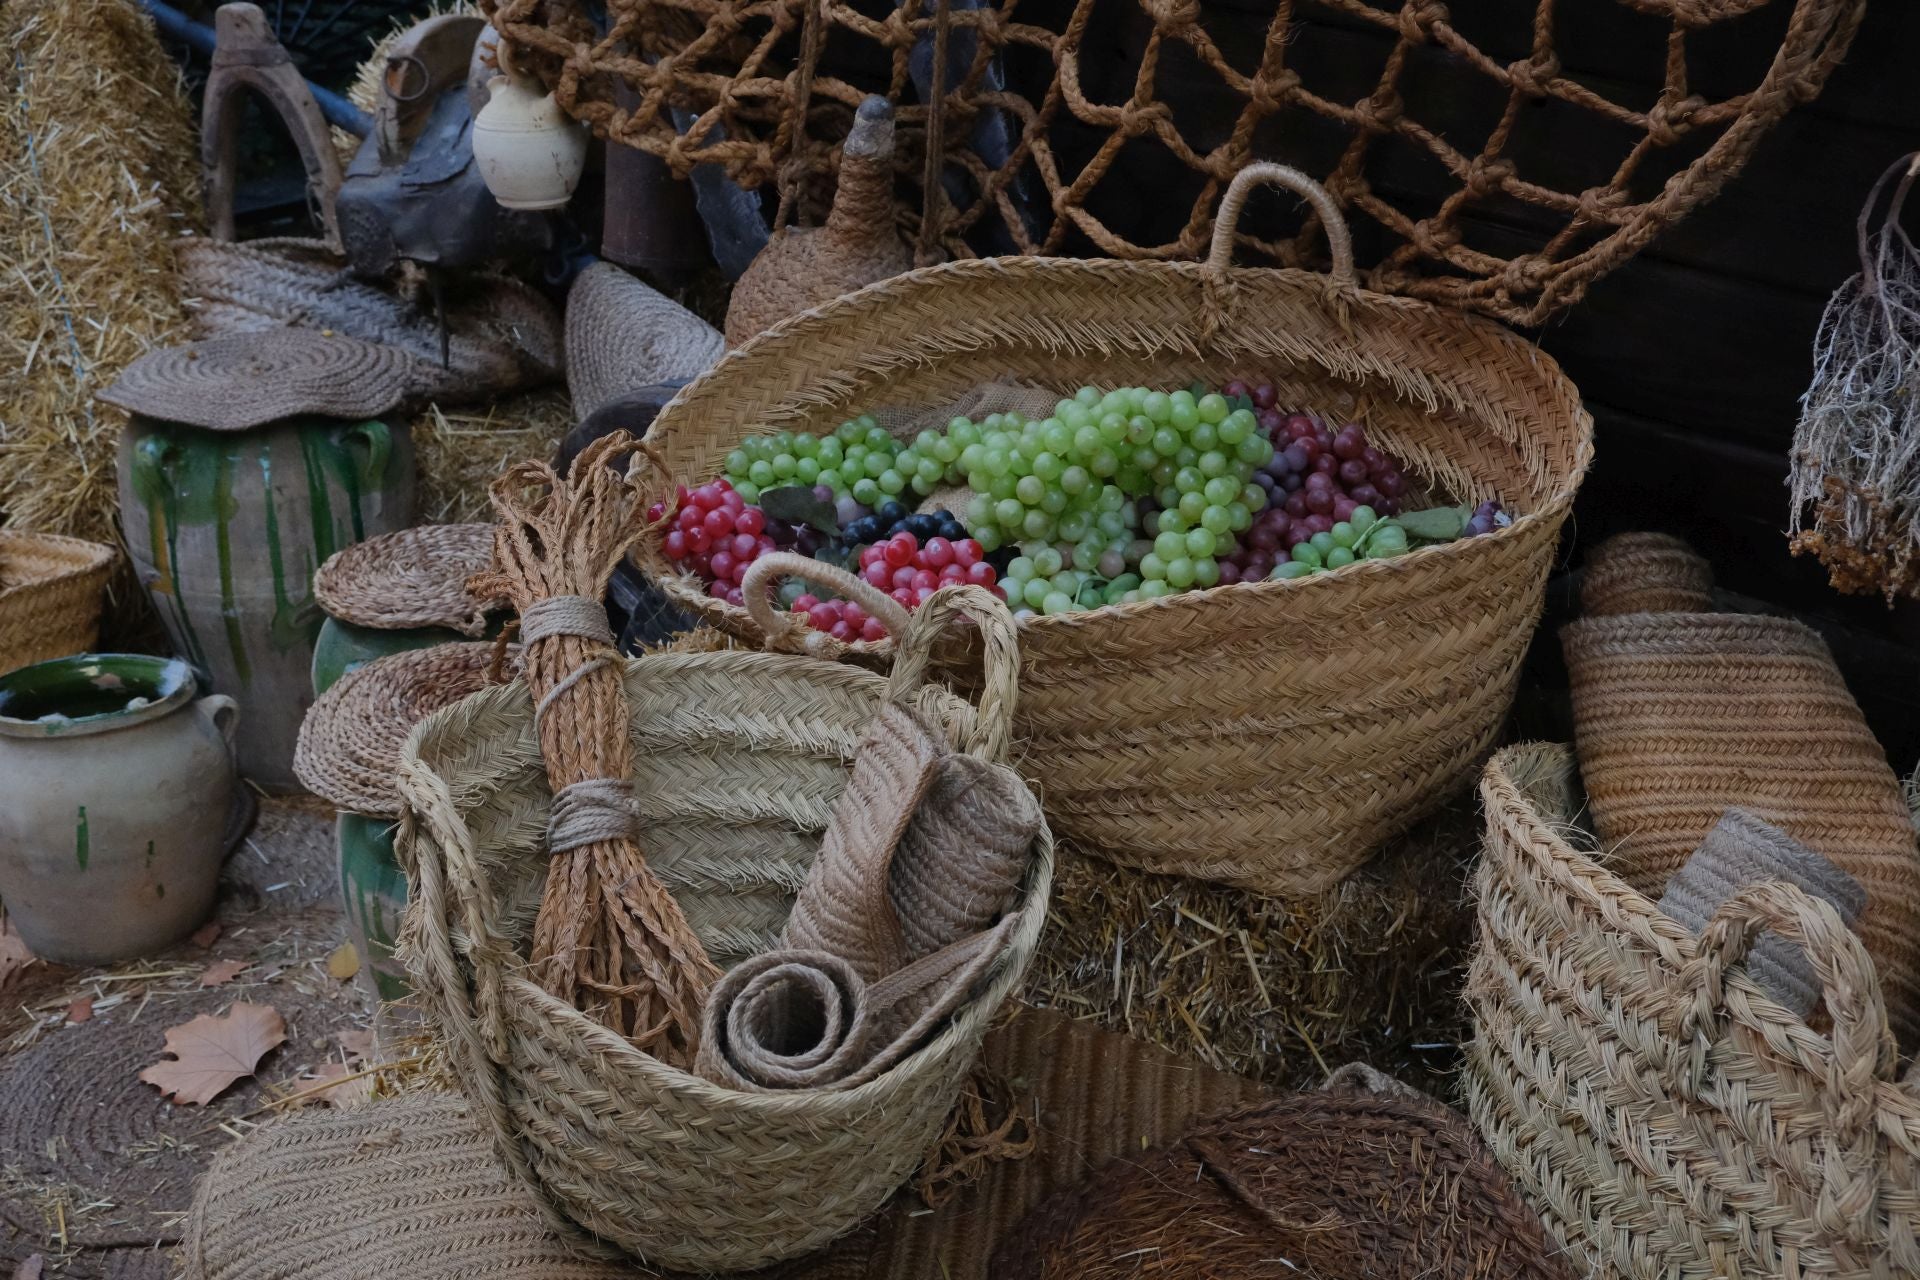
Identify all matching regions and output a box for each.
[0,530,116,676]
[396,649,1052,1270]
[312,523,503,636]
[1465,743,1920,1279]
[638,250,1591,892]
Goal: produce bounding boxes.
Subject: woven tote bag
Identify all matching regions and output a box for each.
[637,164,1593,896]
[1466,743,1920,1280]
[394,583,1052,1271]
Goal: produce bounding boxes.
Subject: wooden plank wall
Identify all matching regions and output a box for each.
[1038,0,1920,766]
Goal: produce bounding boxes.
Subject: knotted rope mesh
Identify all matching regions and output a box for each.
[483,0,1863,324]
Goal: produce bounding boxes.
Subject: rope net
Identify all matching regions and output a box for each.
[484,0,1863,325]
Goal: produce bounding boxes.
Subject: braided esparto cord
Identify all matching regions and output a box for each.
[469,431,721,1062]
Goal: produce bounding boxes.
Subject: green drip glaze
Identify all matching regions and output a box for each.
[297,424,340,570]
[75,806,89,871]
[260,447,323,654]
[130,431,209,671]
[213,446,252,684]
[145,840,155,871]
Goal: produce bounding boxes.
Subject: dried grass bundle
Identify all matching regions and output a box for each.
[470,432,719,1058]
[0,0,199,543]
[413,388,575,522]
[1024,797,1477,1090]
[1791,153,1920,600]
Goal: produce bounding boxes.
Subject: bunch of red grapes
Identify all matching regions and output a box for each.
[656,479,777,607]
[1213,381,1411,585]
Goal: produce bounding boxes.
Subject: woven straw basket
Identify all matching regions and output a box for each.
[1466,743,1920,1280]
[0,530,117,676]
[637,164,1593,894]
[394,584,1053,1271]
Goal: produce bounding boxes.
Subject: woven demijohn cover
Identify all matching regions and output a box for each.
[394,581,1052,1270]
[1466,743,1920,1280]
[0,530,116,676]
[636,164,1593,894]
[312,523,504,635]
[484,0,1862,325]
[295,642,520,818]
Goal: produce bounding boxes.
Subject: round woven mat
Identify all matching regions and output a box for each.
[96,330,420,431]
[312,524,502,635]
[564,261,724,418]
[294,642,520,817]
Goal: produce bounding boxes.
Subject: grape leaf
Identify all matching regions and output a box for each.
[66,997,94,1023]
[190,921,223,949]
[198,958,250,987]
[757,486,840,535]
[304,1060,375,1110]
[1393,505,1470,542]
[336,1027,374,1059]
[139,1002,285,1105]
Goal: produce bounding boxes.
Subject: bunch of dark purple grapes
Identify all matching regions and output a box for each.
[1464,499,1505,537]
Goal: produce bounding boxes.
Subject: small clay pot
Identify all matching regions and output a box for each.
[0,655,238,964]
[473,72,587,211]
[725,96,916,345]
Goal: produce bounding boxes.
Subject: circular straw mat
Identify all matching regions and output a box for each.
[294,642,519,817]
[96,329,419,431]
[993,1081,1573,1280]
[313,524,503,635]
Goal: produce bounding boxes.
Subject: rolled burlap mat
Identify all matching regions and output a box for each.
[1562,534,1920,1046]
[695,701,1042,1091]
[1658,808,1866,1020]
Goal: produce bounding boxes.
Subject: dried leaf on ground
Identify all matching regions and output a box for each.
[66,996,94,1023]
[326,942,360,981]
[336,1027,374,1059]
[305,1060,375,1110]
[139,1002,286,1105]
[15,1253,44,1280]
[0,919,36,989]
[191,921,223,949]
[199,958,250,987]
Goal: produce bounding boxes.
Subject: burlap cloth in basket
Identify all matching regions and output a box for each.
[177,1008,1267,1280]
[990,1062,1574,1280]
[176,237,563,407]
[695,702,1041,1091]
[312,523,504,635]
[563,262,725,418]
[1659,808,1866,1020]
[1562,534,1920,1046]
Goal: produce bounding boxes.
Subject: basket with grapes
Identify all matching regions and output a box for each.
[637,165,1594,894]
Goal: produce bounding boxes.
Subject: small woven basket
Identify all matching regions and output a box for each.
[1466,743,1920,1280]
[637,164,1593,895]
[312,524,504,638]
[394,583,1052,1271]
[0,530,117,676]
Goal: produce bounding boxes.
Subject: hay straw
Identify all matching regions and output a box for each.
[1024,793,1478,1092]
[412,387,574,523]
[0,0,199,544]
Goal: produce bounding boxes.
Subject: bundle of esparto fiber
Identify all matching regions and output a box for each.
[0,0,199,544]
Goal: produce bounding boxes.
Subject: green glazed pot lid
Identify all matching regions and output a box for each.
[0,654,197,739]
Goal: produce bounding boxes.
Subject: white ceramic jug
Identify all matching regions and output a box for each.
[472,72,587,211]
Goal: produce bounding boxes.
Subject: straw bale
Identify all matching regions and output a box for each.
[411,387,573,523]
[1024,792,1476,1092]
[0,0,200,544]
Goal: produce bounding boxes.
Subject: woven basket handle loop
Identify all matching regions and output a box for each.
[884,584,1020,762]
[1681,880,1897,1151]
[739,551,913,654]
[1206,163,1356,289]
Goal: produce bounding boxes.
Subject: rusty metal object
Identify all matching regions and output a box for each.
[200,2,344,246]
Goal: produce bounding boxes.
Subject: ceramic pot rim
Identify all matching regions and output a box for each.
[0,654,198,740]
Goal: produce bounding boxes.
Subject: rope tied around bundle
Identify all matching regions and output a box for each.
[469,431,721,1060]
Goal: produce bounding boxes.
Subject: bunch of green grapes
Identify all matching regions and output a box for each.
[721,417,904,505]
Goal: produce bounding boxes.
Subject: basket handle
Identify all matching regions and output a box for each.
[1206,163,1356,290]
[1678,880,1896,1159]
[740,552,913,654]
[739,551,1019,761]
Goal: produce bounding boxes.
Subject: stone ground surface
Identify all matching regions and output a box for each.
[0,797,375,1278]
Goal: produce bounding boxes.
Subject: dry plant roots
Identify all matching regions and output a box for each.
[1792,153,1920,601]
[471,432,720,1061]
